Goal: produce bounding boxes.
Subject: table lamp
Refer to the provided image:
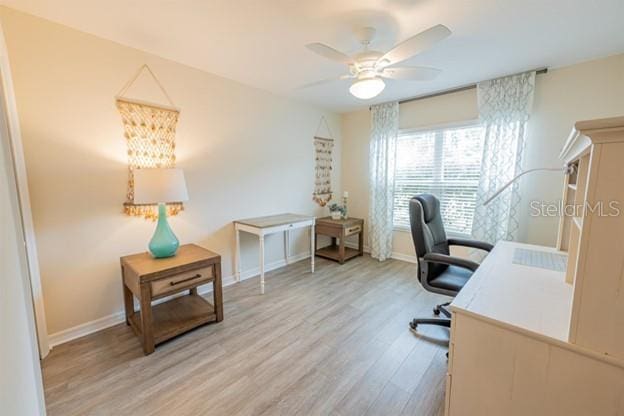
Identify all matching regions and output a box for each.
[133,168,189,258]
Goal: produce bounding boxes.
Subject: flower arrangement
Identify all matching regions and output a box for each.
[328,203,346,220]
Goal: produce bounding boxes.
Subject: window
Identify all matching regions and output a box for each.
[393,122,485,235]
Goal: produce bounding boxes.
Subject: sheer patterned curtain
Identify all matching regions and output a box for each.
[472,71,536,243]
[369,102,399,261]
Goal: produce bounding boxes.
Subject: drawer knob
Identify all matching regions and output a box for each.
[170,274,201,286]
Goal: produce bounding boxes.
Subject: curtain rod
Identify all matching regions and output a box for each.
[369,67,548,109]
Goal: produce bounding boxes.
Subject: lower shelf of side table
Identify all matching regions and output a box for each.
[315,244,361,263]
[128,294,216,345]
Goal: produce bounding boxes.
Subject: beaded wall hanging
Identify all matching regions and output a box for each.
[313,136,334,207]
[116,65,183,220]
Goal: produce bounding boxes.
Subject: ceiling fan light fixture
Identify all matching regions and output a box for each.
[349,77,385,100]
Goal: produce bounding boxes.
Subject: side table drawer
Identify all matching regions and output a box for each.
[345,224,362,236]
[151,266,214,298]
[315,223,341,238]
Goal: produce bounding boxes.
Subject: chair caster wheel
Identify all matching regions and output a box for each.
[409,320,418,330]
[433,307,440,316]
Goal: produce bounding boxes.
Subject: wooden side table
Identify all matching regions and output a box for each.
[120,244,223,355]
[315,217,364,264]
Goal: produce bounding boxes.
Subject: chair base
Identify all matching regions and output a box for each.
[409,312,451,360]
[409,318,451,329]
[433,301,452,318]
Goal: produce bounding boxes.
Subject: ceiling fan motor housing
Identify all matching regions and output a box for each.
[351,51,383,75]
[356,68,379,81]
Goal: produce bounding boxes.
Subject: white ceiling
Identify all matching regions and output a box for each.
[2,0,624,112]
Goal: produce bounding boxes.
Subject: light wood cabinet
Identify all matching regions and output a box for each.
[445,116,624,416]
[557,116,624,360]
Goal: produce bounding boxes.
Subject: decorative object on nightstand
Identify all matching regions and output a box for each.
[121,244,223,355]
[328,191,349,220]
[133,168,189,258]
[328,203,345,220]
[315,217,364,264]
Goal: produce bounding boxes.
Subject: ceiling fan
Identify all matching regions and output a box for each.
[303,24,451,100]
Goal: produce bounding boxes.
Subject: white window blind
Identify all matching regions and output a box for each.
[393,123,485,235]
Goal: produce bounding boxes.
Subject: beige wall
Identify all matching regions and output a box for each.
[342,54,624,260]
[0,7,342,336]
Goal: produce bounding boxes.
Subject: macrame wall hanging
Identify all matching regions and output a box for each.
[116,65,183,220]
[312,116,335,207]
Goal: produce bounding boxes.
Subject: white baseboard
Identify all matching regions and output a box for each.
[344,241,417,264]
[48,252,311,348]
[48,247,419,348]
[237,251,311,282]
[48,311,127,347]
[389,251,418,264]
[344,241,370,253]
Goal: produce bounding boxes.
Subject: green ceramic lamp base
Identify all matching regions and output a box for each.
[148,203,180,258]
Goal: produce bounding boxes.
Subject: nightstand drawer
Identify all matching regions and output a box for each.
[151,266,214,298]
[345,225,362,236]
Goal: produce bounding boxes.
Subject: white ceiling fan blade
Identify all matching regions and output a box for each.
[381,66,441,81]
[378,24,451,66]
[297,74,353,90]
[306,43,354,65]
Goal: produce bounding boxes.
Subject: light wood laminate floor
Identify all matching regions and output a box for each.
[42,255,450,416]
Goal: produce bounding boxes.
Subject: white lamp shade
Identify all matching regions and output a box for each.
[349,77,385,100]
[133,168,189,204]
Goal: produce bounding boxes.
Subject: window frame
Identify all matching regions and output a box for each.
[392,119,483,238]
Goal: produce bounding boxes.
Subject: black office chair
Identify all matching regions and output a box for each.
[408,194,493,330]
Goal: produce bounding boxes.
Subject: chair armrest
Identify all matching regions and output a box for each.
[423,253,479,272]
[448,238,494,252]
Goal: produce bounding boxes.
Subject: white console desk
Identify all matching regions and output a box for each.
[234,213,315,294]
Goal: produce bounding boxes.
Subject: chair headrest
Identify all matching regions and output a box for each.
[414,194,440,223]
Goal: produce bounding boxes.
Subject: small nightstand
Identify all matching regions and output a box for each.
[315,217,364,264]
[120,244,223,355]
